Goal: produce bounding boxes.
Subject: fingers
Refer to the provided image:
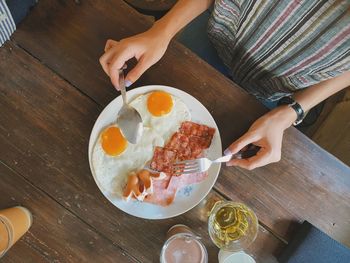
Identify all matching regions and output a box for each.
[105,39,118,52]
[100,38,153,89]
[227,146,281,170]
[125,55,151,84]
[100,40,119,75]
[109,50,134,89]
[224,132,260,156]
[100,39,133,89]
[224,130,281,170]
[227,148,268,170]
[99,50,114,76]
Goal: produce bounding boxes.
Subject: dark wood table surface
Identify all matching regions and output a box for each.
[0,1,349,262]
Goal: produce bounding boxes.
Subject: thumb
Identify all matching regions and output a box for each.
[224,132,259,156]
[125,56,151,85]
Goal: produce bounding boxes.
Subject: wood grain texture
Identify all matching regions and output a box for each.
[299,90,346,138]
[0,164,137,263]
[11,0,350,247]
[215,130,350,246]
[312,88,350,166]
[0,42,283,263]
[13,0,152,106]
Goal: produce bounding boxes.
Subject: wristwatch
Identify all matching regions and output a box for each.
[277,96,305,126]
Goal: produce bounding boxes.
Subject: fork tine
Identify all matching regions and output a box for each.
[173,159,198,166]
[173,169,200,176]
[172,163,199,170]
[172,162,199,169]
[173,169,197,175]
[172,161,200,170]
[171,158,204,175]
[173,166,200,174]
[173,167,199,173]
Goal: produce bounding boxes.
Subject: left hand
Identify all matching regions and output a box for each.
[225,106,297,170]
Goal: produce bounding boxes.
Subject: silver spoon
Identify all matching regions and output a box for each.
[116,69,143,144]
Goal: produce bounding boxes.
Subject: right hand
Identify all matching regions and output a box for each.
[225,106,296,170]
[99,28,170,89]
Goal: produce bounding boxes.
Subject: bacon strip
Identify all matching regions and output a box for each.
[142,121,216,206]
[179,121,216,139]
[149,147,177,174]
[165,132,191,160]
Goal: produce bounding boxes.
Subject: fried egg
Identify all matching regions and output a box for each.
[92,125,164,196]
[100,126,127,156]
[92,91,191,197]
[130,91,191,141]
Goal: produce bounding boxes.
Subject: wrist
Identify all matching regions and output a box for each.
[293,93,310,113]
[277,96,305,126]
[151,19,176,43]
[272,106,297,129]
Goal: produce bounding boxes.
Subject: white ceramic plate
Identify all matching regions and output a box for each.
[88,85,222,219]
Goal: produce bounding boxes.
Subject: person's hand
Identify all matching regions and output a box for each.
[99,28,170,89]
[224,106,297,170]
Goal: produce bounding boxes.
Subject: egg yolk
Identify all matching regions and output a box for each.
[101,126,127,156]
[147,91,173,117]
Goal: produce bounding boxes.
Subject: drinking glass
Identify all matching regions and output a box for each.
[0,206,33,258]
[160,224,208,263]
[0,217,12,258]
[208,201,258,252]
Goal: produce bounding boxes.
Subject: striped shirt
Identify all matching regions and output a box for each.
[208,0,350,100]
[0,0,15,47]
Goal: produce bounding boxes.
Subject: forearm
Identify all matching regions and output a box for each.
[294,71,350,112]
[151,0,214,40]
[270,71,350,129]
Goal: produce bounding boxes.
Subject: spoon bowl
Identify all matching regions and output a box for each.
[116,70,143,144]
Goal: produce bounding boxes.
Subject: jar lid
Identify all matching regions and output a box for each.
[218,250,256,263]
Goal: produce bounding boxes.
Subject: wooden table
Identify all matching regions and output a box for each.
[0,1,349,262]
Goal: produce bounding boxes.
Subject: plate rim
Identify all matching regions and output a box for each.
[88,85,222,219]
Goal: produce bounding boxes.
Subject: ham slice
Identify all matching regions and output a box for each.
[144,172,208,207]
[167,172,209,189]
[144,175,177,206]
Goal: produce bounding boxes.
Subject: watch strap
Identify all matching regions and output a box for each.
[278,96,305,126]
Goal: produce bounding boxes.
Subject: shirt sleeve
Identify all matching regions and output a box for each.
[0,0,16,47]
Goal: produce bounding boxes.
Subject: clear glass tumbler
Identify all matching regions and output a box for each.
[208,201,258,252]
[160,224,208,263]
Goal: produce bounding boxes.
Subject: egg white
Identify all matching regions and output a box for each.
[129,92,191,142]
[92,125,164,196]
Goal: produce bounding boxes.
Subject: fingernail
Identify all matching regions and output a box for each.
[224,149,231,156]
[125,80,132,88]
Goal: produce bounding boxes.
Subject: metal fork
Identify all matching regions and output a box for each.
[172,144,260,176]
